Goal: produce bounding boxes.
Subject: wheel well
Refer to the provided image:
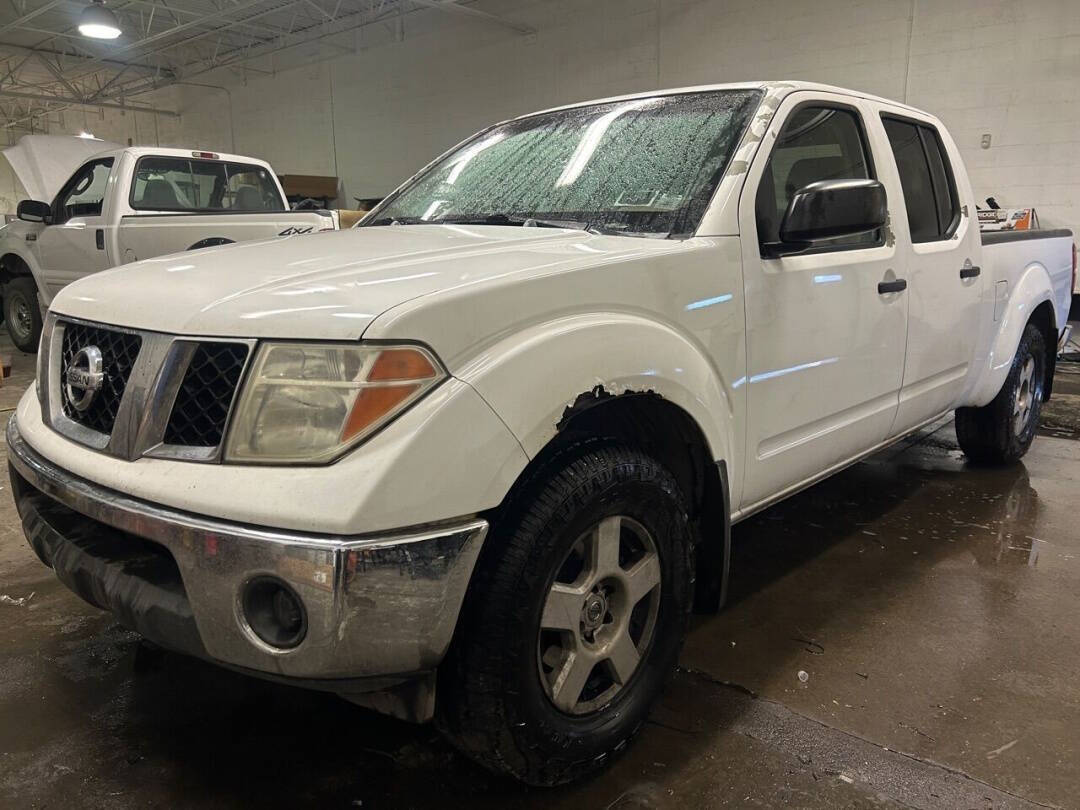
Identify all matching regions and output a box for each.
[1030,300,1056,400]
[506,390,730,612]
[0,253,31,286]
[188,237,235,251]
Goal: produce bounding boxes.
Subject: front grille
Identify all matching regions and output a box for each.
[59,322,142,435]
[163,342,249,447]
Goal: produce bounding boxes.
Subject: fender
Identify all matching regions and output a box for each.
[965,261,1056,407]
[0,236,49,304]
[456,312,737,472]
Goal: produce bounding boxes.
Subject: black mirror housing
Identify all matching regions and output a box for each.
[778,178,886,245]
[17,199,52,224]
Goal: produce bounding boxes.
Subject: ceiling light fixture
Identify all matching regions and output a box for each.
[78,0,121,39]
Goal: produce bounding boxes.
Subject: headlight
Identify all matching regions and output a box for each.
[224,342,444,464]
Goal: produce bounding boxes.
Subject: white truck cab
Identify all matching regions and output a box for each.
[7,82,1075,786]
[0,137,337,351]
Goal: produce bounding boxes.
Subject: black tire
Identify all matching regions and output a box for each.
[4,276,42,353]
[956,323,1046,464]
[436,442,694,786]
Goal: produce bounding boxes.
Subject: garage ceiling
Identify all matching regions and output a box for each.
[0,0,533,131]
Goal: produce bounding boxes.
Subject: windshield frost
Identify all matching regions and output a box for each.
[365,90,761,238]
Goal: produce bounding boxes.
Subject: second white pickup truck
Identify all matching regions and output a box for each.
[8,82,1076,786]
[0,136,337,351]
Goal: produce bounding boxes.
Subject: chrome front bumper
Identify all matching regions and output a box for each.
[8,416,487,691]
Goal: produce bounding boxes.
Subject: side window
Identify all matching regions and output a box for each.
[55,159,114,223]
[922,127,960,236]
[882,117,959,243]
[755,105,877,251]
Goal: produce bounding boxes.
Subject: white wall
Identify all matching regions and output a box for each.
[12,0,1080,231]
[0,88,184,211]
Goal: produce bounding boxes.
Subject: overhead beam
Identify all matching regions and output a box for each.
[0,0,67,38]
[0,87,179,116]
[0,38,172,78]
[407,0,534,35]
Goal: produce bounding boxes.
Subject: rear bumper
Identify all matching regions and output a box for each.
[8,415,487,692]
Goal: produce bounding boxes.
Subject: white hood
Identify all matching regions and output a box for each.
[3,135,120,203]
[49,225,687,340]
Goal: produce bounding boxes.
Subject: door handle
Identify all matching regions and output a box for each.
[95,229,104,250]
[878,278,907,294]
[960,265,980,279]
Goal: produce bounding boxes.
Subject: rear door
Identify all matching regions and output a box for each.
[34,158,115,295]
[737,92,908,509]
[877,111,982,434]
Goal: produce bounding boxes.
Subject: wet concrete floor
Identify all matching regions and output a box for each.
[1,330,1079,809]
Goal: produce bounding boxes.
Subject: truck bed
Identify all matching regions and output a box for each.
[117,209,336,261]
[981,228,1074,336]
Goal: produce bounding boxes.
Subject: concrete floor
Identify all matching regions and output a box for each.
[1,329,1079,809]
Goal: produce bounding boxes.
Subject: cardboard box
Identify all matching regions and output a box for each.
[978,207,1040,231]
[277,174,338,200]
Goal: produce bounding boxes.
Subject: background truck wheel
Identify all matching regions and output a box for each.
[955,323,1046,464]
[4,276,42,353]
[436,442,694,786]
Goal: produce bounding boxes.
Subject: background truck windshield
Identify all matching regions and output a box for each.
[131,157,285,212]
[365,89,761,238]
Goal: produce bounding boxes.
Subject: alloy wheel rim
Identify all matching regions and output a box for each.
[1012,356,1037,437]
[536,515,662,716]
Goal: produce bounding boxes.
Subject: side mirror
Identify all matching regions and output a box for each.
[772,178,886,254]
[17,199,52,224]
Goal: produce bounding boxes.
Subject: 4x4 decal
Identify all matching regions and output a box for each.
[278,226,315,236]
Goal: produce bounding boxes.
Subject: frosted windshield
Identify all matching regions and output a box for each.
[366,90,761,238]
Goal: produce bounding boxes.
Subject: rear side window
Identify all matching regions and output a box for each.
[882,117,959,243]
[755,105,878,252]
[130,157,284,212]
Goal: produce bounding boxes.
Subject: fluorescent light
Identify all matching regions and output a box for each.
[79,1,121,39]
[76,131,98,139]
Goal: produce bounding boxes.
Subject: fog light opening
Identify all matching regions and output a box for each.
[242,577,307,649]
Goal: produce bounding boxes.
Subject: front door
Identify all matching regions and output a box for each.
[878,114,982,434]
[737,94,908,510]
[35,158,115,297]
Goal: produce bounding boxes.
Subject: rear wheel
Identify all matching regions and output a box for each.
[436,443,694,785]
[3,276,42,353]
[956,323,1046,464]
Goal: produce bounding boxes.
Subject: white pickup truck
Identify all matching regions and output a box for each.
[0,136,337,351]
[8,82,1075,786]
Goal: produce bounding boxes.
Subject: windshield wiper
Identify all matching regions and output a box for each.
[366,213,604,233]
[434,213,599,232]
[366,216,426,226]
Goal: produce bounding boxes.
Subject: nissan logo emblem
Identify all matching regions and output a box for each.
[64,345,105,412]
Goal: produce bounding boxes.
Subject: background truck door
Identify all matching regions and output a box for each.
[34,157,115,296]
[878,113,982,434]
[737,94,908,509]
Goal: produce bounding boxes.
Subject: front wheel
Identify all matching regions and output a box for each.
[3,276,42,353]
[436,443,694,785]
[956,323,1046,464]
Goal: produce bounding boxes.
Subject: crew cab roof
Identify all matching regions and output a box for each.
[518,80,932,120]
